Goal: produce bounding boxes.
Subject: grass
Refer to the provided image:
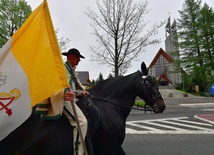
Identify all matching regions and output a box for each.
[134,100,145,107]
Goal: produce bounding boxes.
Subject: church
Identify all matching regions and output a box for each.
[148,17,182,86]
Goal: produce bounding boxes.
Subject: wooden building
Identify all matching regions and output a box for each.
[76,71,91,89]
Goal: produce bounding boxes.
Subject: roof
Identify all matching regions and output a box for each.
[149,48,173,68]
[76,71,91,86]
[157,73,172,84]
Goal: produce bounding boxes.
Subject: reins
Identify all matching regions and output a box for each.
[89,95,148,111]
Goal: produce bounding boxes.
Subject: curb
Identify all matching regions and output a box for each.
[194,114,214,125]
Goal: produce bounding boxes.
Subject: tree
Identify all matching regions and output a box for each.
[0,1,69,52]
[176,0,214,92]
[91,79,96,87]
[58,36,71,53]
[177,0,205,90]
[107,73,113,79]
[86,0,163,76]
[198,3,214,70]
[97,72,104,84]
[198,3,214,91]
[55,28,71,53]
[0,0,32,47]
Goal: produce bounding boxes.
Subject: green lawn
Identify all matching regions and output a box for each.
[134,100,145,107]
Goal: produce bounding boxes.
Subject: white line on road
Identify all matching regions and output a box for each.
[174,118,212,126]
[179,103,214,108]
[126,117,214,134]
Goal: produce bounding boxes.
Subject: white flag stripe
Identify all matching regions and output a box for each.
[0,41,31,140]
[0,0,69,141]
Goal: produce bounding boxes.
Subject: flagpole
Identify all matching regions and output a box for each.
[69,89,88,155]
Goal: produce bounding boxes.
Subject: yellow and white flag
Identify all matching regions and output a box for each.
[0,0,69,141]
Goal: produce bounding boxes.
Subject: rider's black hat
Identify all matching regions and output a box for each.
[62,48,85,59]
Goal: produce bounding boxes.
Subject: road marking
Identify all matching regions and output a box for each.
[179,103,214,108]
[202,109,214,111]
[126,117,214,134]
[174,118,212,126]
[179,103,214,111]
[194,115,214,125]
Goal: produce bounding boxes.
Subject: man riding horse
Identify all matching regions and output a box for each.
[36,48,89,155]
[0,61,165,155]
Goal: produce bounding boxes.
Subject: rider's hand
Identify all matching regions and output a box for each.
[64,91,75,101]
[82,90,89,96]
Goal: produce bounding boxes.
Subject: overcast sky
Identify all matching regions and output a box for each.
[26,0,214,80]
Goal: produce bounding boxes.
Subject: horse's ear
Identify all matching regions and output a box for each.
[141,62,148,75]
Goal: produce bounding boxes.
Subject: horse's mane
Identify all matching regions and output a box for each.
[89,71,142,96]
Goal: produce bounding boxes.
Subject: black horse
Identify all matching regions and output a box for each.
[0,62,165,155]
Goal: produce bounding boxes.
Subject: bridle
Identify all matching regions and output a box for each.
[140,75,162,112]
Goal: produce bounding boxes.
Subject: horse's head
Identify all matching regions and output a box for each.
[136,62,165,113]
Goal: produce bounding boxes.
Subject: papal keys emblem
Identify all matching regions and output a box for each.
[0,88,21,116]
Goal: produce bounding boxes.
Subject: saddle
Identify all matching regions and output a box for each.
[35,95,100,132]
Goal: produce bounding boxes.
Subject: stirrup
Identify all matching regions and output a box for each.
[74,141,81,155]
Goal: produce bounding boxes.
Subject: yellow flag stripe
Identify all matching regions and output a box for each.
[11,1,69,107]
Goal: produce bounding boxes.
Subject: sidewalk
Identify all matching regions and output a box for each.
[159,88,199,98]
[194,114,214,125]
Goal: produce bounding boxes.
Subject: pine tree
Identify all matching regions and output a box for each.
[177,0,206,91]
[198,3,214,70]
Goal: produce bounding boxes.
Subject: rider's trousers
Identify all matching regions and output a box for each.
[63,101,88,155]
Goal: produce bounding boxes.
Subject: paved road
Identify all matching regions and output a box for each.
[126,101,214,135]
[123,90,214,155]
[161,89,214,124]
